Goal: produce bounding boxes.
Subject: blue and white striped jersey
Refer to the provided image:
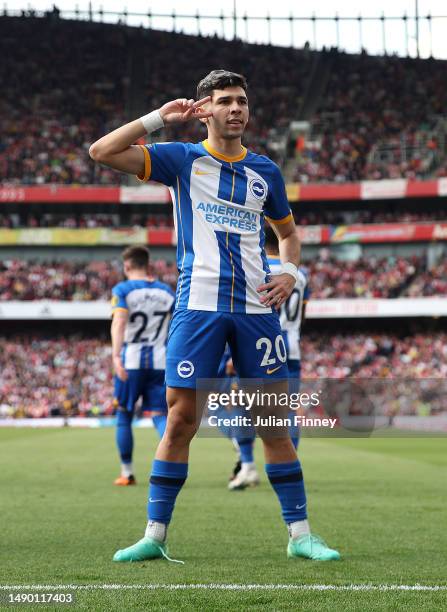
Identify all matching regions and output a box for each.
[111,279,175,370]
[267,256,310,361]
[138,140,292,314]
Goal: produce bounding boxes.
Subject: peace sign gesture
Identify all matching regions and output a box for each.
[159,96,213,124]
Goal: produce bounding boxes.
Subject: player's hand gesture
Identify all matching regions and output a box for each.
[159,96,213,124]
[257,273,295,309]
[113,355,128,382]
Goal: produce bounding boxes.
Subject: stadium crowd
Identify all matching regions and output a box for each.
[0,213,174,229]
[2,255,444,301]
[297,209,447,226]
[0,337,114,418]
[294,53,447,183]
[2,209,447,229]
[1,333,445,418]
[309,255,421,298]
[1,16,310,185]
[3,16,447,185]
[0,259,178,299]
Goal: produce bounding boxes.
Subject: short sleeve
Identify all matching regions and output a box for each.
[111,284,128,315]
[264,164,293,224]
[136,142,188,186]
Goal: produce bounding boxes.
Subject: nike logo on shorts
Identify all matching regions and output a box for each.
[266,365,282,375]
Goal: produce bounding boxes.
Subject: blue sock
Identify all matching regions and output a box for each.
[148,459,188,524]
[237,437,255,463]
[266,459,307,523]
[116,410,133,465]
[152,414,167,438]
[290,436,299,450]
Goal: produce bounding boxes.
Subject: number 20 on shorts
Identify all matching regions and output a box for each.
[256,335,287,367]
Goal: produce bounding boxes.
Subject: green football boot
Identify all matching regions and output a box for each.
[287,534,340,561]
[113,537,166,562]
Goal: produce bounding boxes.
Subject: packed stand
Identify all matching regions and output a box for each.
[0,336,114,418]
[2,209,447,229]
[0,17,128,185]
[1,333,446,418]
[296,208,447,227]
[301,332,447,417]
[294,53,447,183]
[2,255,446,301]
[0,213,174,229]
[0,15,312,185]
[403,259,447,297]
[0,259,178,300]
[309,255,422,299]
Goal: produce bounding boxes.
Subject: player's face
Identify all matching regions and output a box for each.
[203,86,249,140]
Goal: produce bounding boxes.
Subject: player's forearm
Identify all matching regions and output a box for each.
[279,229,301,268]
[111,319,126,357]
[89,118,147,160]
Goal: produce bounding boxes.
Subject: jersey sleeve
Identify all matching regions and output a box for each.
[264,164,293,224]
[111,284,128,316]
[136,142,188,186]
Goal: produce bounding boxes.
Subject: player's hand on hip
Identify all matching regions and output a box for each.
[257,273,295,309]
[159,97,213,124]
[113,356,128,381]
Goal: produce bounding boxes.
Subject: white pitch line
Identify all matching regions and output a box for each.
[1,584,446,592]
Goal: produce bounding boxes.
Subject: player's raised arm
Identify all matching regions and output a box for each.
[88,97,212,176]
[257,217,301,308]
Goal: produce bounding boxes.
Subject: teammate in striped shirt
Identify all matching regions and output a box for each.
[111,246,174,485]
[91,70,339,562]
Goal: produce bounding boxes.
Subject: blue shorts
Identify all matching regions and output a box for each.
[166,310,289,389]
[114,369,167,414]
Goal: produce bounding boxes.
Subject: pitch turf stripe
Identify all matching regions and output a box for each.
[1,584,446,592]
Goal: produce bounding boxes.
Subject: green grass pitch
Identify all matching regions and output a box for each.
[1,428,446,611]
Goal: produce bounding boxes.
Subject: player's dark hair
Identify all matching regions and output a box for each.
[122,245,150,269]
[196,70,248,100]
[264,225,279,253]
